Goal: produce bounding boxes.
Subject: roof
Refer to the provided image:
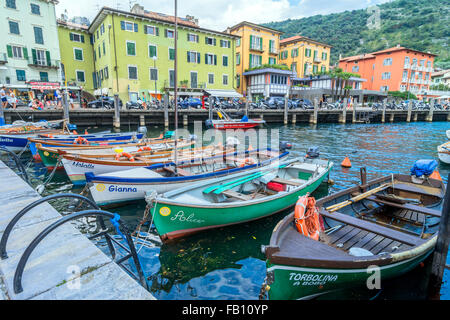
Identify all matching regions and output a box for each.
[432,70,450,77]
[228,21,284,34]
[89,7,239,39]
[57,19,89,31]
[340,46,437,62]
[243,67,294,76]
[280,35,332,48]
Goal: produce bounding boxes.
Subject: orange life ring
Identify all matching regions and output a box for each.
[137,146,152,152]
[73,137,89,145]
[239,157,256,167]
[294,196,323,241]
[115,152,135,162]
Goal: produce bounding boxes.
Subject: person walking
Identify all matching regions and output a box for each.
[55,89,62,109]
[9,89,17,109]
[1,86,8,109]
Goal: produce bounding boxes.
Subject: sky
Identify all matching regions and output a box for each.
[55,0,393,31]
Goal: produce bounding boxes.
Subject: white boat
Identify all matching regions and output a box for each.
[437,141,450,164]
[86,149,287,207]
[446,130,450,139]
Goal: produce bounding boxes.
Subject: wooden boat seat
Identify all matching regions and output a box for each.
[270,178,304,186]
[222,190,252,201]
[365,195,441,217]
[389,183,442,197]
[163,166,191,177]
[319,209,425,247]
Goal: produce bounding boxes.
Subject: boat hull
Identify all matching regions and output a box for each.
[0,135,32,153]
[212,120,265,130]
[152,165,330,240]
[265,249,433,300]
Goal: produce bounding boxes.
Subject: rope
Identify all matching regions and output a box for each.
[36,156,62,195]
[17,141,30,158]
[110,213,126,242]
[133,191,158,254]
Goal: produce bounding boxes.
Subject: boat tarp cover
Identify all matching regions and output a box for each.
[241,115,249,122]
[410,159,438,177]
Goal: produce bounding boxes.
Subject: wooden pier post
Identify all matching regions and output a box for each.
[428,173,450,299]
[63,92,70,122]
[164,93,169,128]
[284,96,288,125]
[426,99,435,122]
[407,101,412,122]
[292,113,297,124]
[245,96,249,117]
[139,115,145,126]
[113,94,121,129]
[413,112,418,122]
[310,98,318,124]
[0,100,5,125]
[381,99,386,123]
[352,100,356,124]
[447,112,450,122]
[340,101,347,124]
[183,114,188,127]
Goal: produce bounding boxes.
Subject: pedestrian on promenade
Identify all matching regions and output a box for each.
[69,91,75,109]
[9,89,17,109]
[55,89,62,109]
[1,86,8,109]
[30,98,44,110]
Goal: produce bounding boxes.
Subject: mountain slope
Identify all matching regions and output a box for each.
[263,0,450,69]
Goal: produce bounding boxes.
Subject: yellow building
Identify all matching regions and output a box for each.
[227,21,283,96]
[279,36,331,78]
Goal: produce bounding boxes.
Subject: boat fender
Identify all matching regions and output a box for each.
[138,146,152,152]
[294,195,323,241]
[267,182,286,192]
[115,152,135,162]
[239,157,256,167]
[348,247,374,257]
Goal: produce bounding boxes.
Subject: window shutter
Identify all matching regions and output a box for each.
[144,26,147,34]
[46,51,51,66]
[187,51,190,63]
[205,53,208,64]
[214,55,217,65]
[259,37,262,50]
[249,54,252,68]
[205,37,208,44]
[134,23,138,32]
[250,35,253,48]
[32,49,37,64]
[70,33,74,41]
[23,47,28,59]
[6,45,13,58]
[155,27,159,36]
[213,38,216,46]
[81,35,85,43]
[197,52,200,64]
[259,55,262,66]
[165,29,168,38]
[120,21,125,30]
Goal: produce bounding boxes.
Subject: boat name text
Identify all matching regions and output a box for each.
[289,272,338,286]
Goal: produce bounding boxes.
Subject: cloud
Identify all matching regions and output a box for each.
[55,0,392,30]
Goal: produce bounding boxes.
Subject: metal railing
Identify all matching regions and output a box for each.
[0,146,29,184]
[27,57,60,69]
[0,53,7,64]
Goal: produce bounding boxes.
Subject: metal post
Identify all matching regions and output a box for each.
[427,99,435,122]
[164,93,169,128]
[284,95,288,125]
[340,100,346,124]
[407,100,412,122]
[390,113,395,122]
[352,98,356,124]
[245,97,249,117]
[183,114,188,127]
[381,99,386,123]
[173,0,178,167]
[310,98,318,124]
[113,94,120,129]
[292,113,296,124]
[428,173,450,299]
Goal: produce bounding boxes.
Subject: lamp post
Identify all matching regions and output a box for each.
[152,56,157,103]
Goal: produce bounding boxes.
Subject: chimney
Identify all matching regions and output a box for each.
[131,4,145,15]
[185,15,199,26]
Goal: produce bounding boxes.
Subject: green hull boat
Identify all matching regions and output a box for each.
[262,172,444,300]
[150,157,333,241]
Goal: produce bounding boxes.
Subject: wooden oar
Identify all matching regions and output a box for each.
[326,183,392,213]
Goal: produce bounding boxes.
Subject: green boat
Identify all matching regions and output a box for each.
[150,157,333,241]
[262,170,444,300]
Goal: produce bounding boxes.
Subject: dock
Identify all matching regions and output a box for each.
[3,108,450,127]
[0,160,155,300]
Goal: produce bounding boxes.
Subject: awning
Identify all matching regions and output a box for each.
[28,81,61,90]
[168,91,203,96]
[204,89,243,98]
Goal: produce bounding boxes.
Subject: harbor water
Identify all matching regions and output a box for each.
[2,121,449,300]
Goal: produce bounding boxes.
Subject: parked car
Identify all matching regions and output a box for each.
[88,96,122,109]
[180,97,203,109]
[126,100,145,110]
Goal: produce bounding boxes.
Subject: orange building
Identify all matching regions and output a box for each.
[339,46,437,97]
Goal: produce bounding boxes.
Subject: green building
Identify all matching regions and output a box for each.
[87,5,239,103]
[57,19,95,94]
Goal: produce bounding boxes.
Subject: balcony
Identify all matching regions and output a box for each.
[411,65,418,71]
[269,49,278,55]
[0,53,7,65]
[404,63,410,69]
[313,57,321,63]
[250,45,264,53]
[27,57,60,69]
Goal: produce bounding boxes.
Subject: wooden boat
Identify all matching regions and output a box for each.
[437,141,450,164]
[61,144,234,186]
[446,130,450,140]
[86,148,289,207]
[150,157,333,241]
[206,108,265,130]
[262,171,444,300]
[36,138,194,170]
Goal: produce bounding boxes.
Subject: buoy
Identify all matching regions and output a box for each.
[114,148,124,154]
[429,170,442,181]
[73,130,78,135]
[341,156,352,168]
[84,129,88,135]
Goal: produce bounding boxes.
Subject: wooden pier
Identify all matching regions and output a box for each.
[0,160,155,300]
[3,108,450,127]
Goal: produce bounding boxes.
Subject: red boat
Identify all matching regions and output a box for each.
[206,109,265,130]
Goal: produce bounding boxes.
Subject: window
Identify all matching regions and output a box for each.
[236,53,241,65]
[404,56,410,66]
[128,66,138,80]
[187,51,200,63]
[11,46,23,58]
[322,52,328,60]
[74,48,83,61]
[402,70,408,81]
[188,33,198,42]
[380,86,389,92]
[291,63,297,72]
[249,54,262,68]
[100,24,105,35]
[103,41,106,55]
[220,40,230,48]
[305,48,311,57]
[98,46,101,58]
[280,51,288,60]
[383,58,393,66]
[34,27,44,44]
[313,65,318,74]
[291,48,298,58]
[166,29,175,38]
[35,49,47,65]
[104,67,109,79]
[97,30,99,39]
[382,72,391,80]
[70,33,85,43]
[121,21,138,32]
[236,74,240,88]
[269,57,276,65]
[352,66,359,72]
[30,3,40,15]
[250,35,262,50]
[9,21,19,35]
[76,70,85,82]
[169,70,175,87]
[270,75,287,85]
[321,66,326,72]
[205,53,217,65]
[208,73,214,84]
[169,48,175,60]
[16,70,26,81]
[269,40,276,54]
[126,41,136,56]
[205,37,216,46]
[222,55,228,67]
[145,25,159,36]
[149,44,157,58]
[223,74,228,86]
[6,0,16,9]
[236,38,241,47]
[39,72,49,82]
[150,68,158,81]
[419,59,425,67]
